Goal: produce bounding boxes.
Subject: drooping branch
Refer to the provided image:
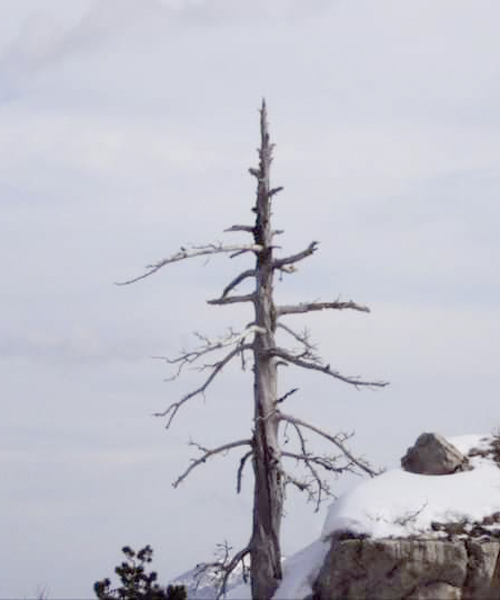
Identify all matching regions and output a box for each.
[173,439,253,488]
[273,241,319,271]
[155,343,253,427]
[284,420,339,510]
[219,269,256,299]
[278,410,377,477]
[116,243,263,286]
[270,347,388,389]
[277,299,370,316]
[237,450,254,493]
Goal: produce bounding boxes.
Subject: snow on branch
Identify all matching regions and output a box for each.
[173,439,253,489]
[269,347,388,389]
[154,343,253,428]
[116,243,263,286]
[278,410,377,477]
[277,299,371,316]
[273,241,319,271]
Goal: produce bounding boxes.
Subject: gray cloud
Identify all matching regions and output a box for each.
[0,0,499,597]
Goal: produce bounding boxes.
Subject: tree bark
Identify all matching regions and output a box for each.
[250,100,284,600]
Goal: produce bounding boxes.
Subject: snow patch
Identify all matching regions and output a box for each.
[274,433,500,599]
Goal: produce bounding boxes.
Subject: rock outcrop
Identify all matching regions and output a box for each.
[312,433,500,600]
[313,537,500,600]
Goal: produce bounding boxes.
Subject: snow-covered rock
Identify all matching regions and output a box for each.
[308,433,500,599]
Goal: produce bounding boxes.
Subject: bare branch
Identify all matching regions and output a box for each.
[116,243,263,286]
[207,293,256,306]
[237,450,254,493]
[277,299,371,316]
[278,467,309,494]
[276,387,299,404]
[155,344,253,427]
[173,439,253,489]
[282,451,349,473]
[219,269,256,299]
[273,241,319,270]
[277,322,317,354]
[288,421,327,510]
[269,347,388,389]
[269,186,284,197]
[278,410,377,477]
[193,540,252,600]
[224,225,254,234]
[155,327,260,381]
[217,545,251,599]
[230,248,253,259]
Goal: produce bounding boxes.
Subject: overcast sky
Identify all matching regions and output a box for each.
[1,1,499,597]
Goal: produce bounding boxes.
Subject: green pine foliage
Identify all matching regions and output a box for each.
[94,545,186,600]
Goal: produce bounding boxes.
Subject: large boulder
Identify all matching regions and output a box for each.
[401,432,469,475]
[313,538,500,600]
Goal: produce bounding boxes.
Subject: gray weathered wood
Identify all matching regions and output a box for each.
[249,100,284,600]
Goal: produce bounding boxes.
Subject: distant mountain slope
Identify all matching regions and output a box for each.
[169,562,247,600]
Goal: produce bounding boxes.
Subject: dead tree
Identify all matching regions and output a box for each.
[118,101,387,600]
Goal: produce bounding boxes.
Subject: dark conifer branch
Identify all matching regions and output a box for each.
[277,299,370,316]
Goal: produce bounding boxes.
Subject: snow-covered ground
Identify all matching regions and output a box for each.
[174,434,500,599]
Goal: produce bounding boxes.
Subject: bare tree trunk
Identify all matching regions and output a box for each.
[119,100,388,600]
[250,101,284,600]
